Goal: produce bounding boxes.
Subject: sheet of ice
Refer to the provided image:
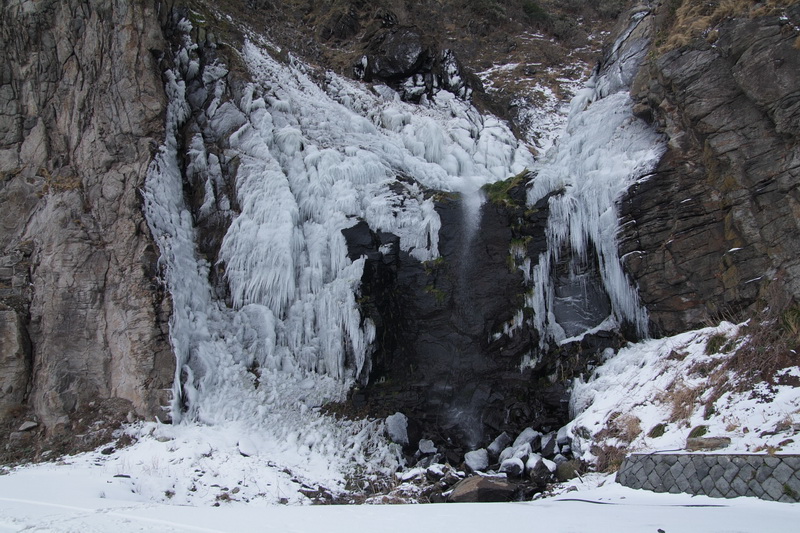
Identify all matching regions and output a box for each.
[524,10,665,347]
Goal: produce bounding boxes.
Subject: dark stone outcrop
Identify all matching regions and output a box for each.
[355,25,474,102]
[620,6,800,334]
[345,179,581,448]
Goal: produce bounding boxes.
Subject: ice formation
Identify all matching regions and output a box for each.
[524,11,666,347]
[143,19,531,483]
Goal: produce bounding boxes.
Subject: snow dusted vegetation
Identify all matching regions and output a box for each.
[568,322,800,462]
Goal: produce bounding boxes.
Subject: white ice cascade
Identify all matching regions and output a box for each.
[143,19,531,482]
[526,10,666,347]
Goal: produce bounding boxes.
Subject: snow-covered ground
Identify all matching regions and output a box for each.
[1,463,798,532]
[568,322,800,459]
[1,320,798,532]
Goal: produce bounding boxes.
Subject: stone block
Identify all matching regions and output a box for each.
[714,476,730,495]
[781,456,800,470]
[663,455,678,466]
[764,456,780,468]
[722,463,738,483]
[784,474,800,501]
[748,479,766,498]
[762,477,784,501]
[755,465,772,483]
[738,463,755,482]
[676,475,692,493]
[746,456,762,469]
[701,476,716,495]
[709,464,724,480]
[683,461,697,479]
[677,455,691,466]
[635,467,648,487]
[669,461,684,479]
[655,461,670,478]
[772,462,793,484]
[730,476,749,497]
[708,487,724,498]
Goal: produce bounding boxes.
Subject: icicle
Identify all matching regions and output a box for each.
[526,11,665,347]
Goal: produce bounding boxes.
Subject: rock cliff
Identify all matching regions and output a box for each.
[0,0,173,439]
[620,2,800,334]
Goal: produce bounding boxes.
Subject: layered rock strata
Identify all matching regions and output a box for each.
[0,0,174,429]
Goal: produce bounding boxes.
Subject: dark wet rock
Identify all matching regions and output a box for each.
[556,459,582,482]
[540,432,557,458]
[356,27,474,101]
[487,431,512,459]
[448,475,517,503]
[526,454,554,487]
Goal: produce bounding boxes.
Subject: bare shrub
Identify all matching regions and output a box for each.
[658,382,702,425]
[591,444,627,473]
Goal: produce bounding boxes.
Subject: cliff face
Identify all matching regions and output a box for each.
[0,0,173,431]
[620,3,800,334]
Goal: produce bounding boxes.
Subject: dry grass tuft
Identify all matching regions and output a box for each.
[591,444,628,473]
[594,412,643,444]
[658,382,703,425]
[663,0,800,50]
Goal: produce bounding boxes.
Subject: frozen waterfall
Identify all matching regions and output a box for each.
[525,10,666,348]
[143,19,531,481]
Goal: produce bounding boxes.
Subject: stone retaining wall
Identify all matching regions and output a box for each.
[616,453,800,503]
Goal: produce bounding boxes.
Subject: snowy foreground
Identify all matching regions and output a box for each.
[1,465,798,532]
[1,325,799,531]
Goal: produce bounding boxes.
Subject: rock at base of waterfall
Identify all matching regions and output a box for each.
[464,449,489,472]
[526,454,553,487]
[540,432,557,457]
[513,427,542,451]
[386,412,409,446]
[487,431,512,459]
[499,457,525,478]
[448,476,516,503]
[419,439,437,455]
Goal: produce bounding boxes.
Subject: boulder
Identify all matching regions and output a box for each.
[487,431,512,459]
[556,460,582,482]
[540,432,557,457]
[448,476,517,503]
[419,439,437,455]
[556,426,571,448]
[386,412,409,446]
[499,457,525,478]
[464,449,489,472]
[512,442,532,462]
[526,454,553,487]
[686,436,731,451]
[513,427,542,451]
[498,446,514,463]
